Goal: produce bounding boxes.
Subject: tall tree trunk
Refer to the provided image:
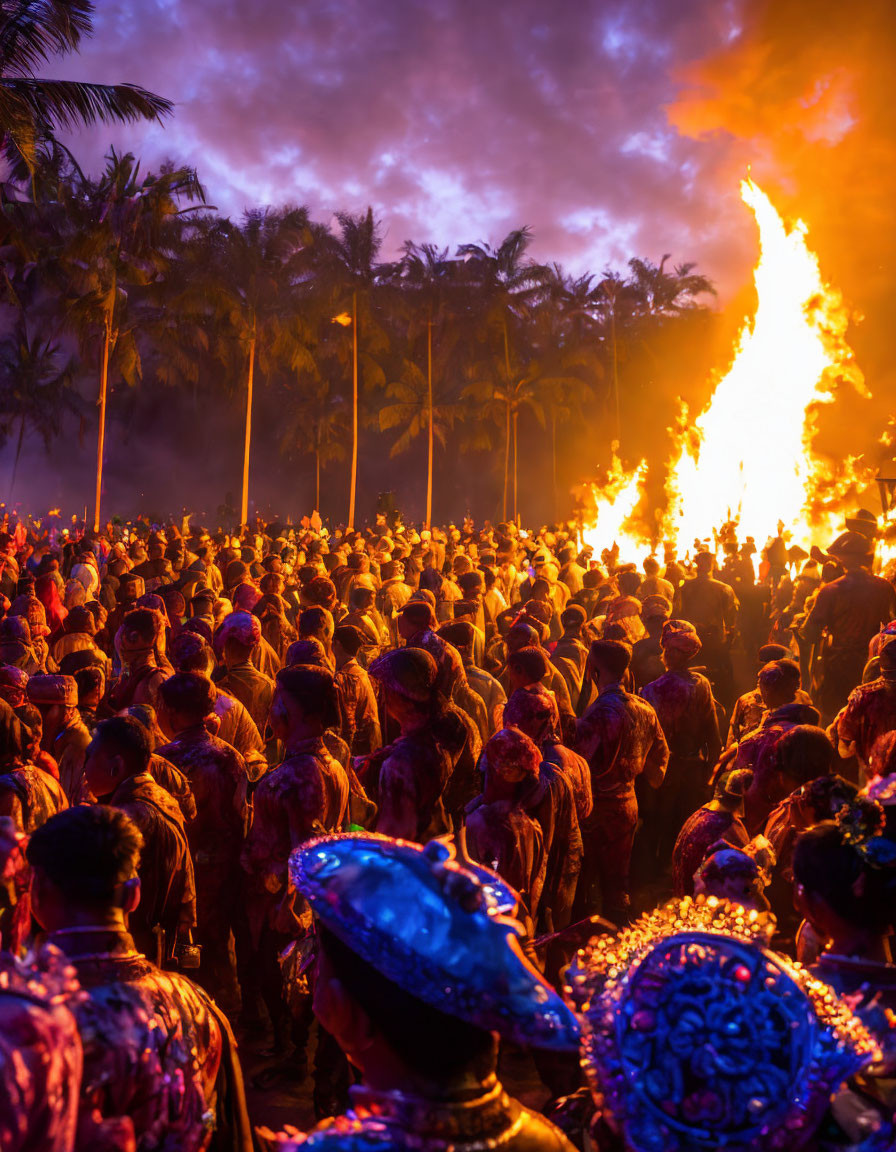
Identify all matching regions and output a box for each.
[348,290,358,530]
[8,416,24,500]
[512,409,519,524]
[610,306,620,445]
[551,411,557,522]
[240,322,257,529]
[93,314,112,532]
[502,321,512,521]
[426,321,433,528]
[315,445,320,513]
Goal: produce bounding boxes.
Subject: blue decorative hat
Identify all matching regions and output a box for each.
[290,832,580,1051]
[564,896,882,1152]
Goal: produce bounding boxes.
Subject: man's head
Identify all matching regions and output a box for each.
[560,603,587,637]
[776,724,835,789]
[26,674,77,739]
[660,619,702,669]
[694,551,714,577]
[27,805,143,933]
[502,684,560,744]
[758,659,801,710]
[438,620,475,657]
[270,665,340,743]
[218,611,261,665]
[369,648,438,725]
[505,646,549,693]
[84,716,152,801]
[299,606,335,649]
[118,608,161,661]
[482,727,541,802]
[170,631,214,677]
[397,599,437,641]
[158,672,216,734]
[711,768,754,815]
[616,569,640,597]
[505,622,541,656]
[643,556,660,577]
[586,639,631,690]
[332,625,364,667]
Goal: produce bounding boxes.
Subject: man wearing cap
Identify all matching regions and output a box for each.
[439,620,506,739]
[366,647,464,841]
[26,805,252,1151]
[0,696,67,834]
[242,666,350,1095]
[801,530,896,722]
[108,607,169,714]
[836,638,896,774]
[83,715,196,966]
[727,642,813,745]
[216,610,276,735]
[574,639,668,924]
[257,833,578,1151]
[637,555,674,603]
[630,593,671,690]
[671,767,753,896]
[466,728,547,923]
[676,548,737,664]
[550,604,590,708]
[157,672,250,1011]
[332,625,382,755]
[641,620,722,870]
[26,673,90,801]
[729,659,821,834]
[0,615,42,674]
[397,598,489,740]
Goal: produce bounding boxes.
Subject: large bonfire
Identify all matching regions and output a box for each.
[584,179,871,560]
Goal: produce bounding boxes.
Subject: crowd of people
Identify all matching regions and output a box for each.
[0,505,894,1151]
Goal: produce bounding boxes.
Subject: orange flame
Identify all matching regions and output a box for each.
[660,178,870,555]
[581,451,651,560]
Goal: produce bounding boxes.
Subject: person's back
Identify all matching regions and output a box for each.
[258,834,578,1152]
[836,643,896,768]
[26,805,250,1152]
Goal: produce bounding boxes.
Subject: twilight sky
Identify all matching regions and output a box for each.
[53,0,765,298]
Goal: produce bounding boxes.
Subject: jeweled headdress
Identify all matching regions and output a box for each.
[564,896,881,1152]
[290,832,580,1051]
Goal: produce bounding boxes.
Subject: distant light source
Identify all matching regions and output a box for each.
[331,312,352,327]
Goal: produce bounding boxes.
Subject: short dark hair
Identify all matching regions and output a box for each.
[617,570,640,596]
[507,645,549,683]
[589,639,632,680]
[439,620,475,649]
[120,608,158,645]
[776,725,834,783]
[299,606,333,637]
[793,821,896,935]
[91,715,152,775]
[332,625,364,657]
[276,666,339,729]
[318,924,495,1080]
[27,805,143,904]
[159,671,215,718]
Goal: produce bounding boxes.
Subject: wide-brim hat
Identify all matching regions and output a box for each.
[291,833,580,1051]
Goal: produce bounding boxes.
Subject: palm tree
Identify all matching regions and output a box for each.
[316,207,387,529]
[392,241,463,526]
[591,271,642,444]
[279,380,348,514]
[0,319,80,497]
[53,149,205,529]
[457,228,549,520]
[188,206,312,527]
[0,1,172,173]
[626,255,715,316]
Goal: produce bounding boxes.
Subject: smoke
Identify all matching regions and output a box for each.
[668,0,896,495]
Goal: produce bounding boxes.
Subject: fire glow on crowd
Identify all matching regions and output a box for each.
[2,2,896,1152]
